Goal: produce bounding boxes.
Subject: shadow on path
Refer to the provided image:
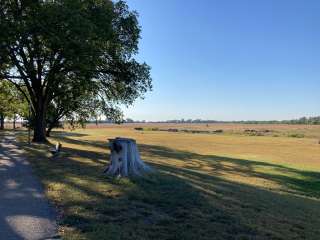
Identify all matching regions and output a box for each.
[0,131,59,240]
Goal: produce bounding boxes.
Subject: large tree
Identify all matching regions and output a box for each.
[0,0,151,142]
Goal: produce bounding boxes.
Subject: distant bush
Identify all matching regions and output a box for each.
[243,129,274,136]
[134,127,143,131]
[288,133,305,138]
[262,129,272,133]
[244,129,257,133]
[244,129,264,136]
[168,128,179,132]
[213,129,223,133]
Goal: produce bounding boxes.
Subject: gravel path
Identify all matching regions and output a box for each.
[0,132,59,240]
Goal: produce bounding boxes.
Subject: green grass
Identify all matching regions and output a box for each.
[13,126,320,240]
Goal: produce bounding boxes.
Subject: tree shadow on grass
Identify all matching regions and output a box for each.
[21,133,320,239]
[50,134,106,149]
[51,131,89,138]
[138,144,320,199]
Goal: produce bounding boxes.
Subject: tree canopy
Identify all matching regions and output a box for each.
[0,0,152,141]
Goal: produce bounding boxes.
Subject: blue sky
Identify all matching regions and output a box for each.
[123,0,320,121]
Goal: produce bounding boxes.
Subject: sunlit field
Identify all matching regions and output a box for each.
[18,123,320,240]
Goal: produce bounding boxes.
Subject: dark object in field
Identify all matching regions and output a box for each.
[168,128,179,132]
[212,129,223,133]
[134,127,144,131]
[244,129,272,134]
[181,129,202,134]
[262,129,272,133]
[244,129,271,136]
[104,138,151,177]
[244,129,258,133]
[50,142,62,156]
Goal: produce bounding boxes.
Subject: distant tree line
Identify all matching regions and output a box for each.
[223,118,320,125]
[122,116,320,125]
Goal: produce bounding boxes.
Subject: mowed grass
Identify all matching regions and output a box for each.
[16,124,320,240]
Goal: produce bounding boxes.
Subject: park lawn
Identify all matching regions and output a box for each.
[18,126,320,240]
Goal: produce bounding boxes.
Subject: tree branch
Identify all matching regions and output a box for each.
[8,47,37,108]
[6,79,34,113]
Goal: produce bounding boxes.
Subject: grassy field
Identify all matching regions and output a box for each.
[16,124,320,240]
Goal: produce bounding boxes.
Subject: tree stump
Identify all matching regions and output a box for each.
[104,138,151,177]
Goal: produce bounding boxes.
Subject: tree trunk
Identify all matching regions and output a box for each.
[13,114,16,129]
[0,113,4,130]
[46,116,61,137]
[105,138,151,177]
[33,107,47,142]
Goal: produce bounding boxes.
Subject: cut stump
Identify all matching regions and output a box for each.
[104,138,151,177]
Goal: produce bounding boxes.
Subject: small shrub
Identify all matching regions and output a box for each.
[191,130,202,134]
[288,133,305,138]
[168,128,179,132]
[213,129,223,133]
[244,129,257,133]
[262,129,272,133]
[134,127,144,131]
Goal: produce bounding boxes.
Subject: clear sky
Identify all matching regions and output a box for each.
[123,0,320,121]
